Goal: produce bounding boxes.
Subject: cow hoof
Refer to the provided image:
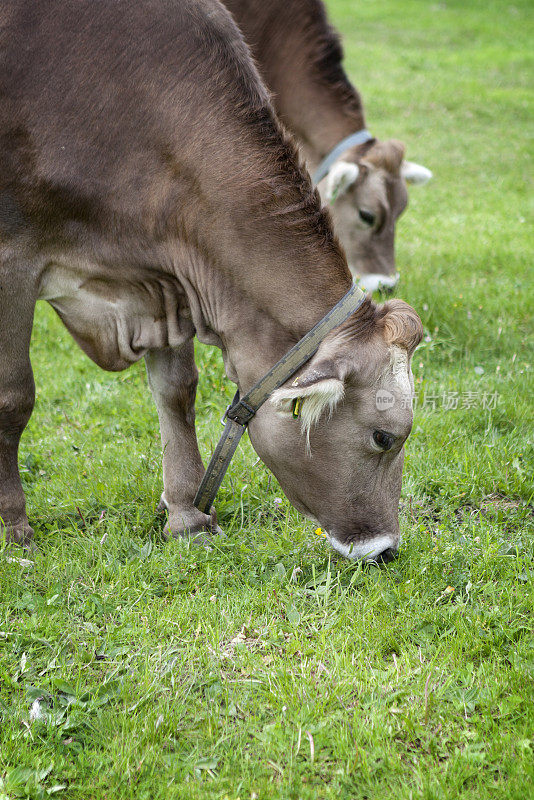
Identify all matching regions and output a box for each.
[176,528,221,549]
[161,506,224,549]
[1,520,35,550]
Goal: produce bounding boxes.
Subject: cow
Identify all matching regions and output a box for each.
[0,0,422,562]
[224,0,432,292]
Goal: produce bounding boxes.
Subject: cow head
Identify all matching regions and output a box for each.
[319,140,432,292]
[247,298,423,562]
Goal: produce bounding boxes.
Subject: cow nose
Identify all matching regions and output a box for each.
[373,546,398,564]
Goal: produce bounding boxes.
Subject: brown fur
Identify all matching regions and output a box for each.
[378,300,424,355]
[333,297,380,341]
[224,0,365,149]
[365,140,406,176]
[286,0,366,129]
[224,0,431,282]
[0,0,422,560]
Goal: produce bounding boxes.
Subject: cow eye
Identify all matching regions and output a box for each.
[359,209,376,226]
[373,430,394,450]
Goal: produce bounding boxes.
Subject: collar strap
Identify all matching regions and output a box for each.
[194,282,366,514]
[312,129,374,185]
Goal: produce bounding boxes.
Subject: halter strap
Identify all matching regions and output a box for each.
[194,282,366,514]
[312,129,374,185]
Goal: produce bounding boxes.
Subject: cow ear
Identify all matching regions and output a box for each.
[378,300,424,356]
[325,161,359,202]
[270,359,344,435]
[401,160,432,185]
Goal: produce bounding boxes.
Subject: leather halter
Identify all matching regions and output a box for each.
[194,282,366,515]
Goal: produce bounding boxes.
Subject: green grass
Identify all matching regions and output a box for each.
[1,1,533,797]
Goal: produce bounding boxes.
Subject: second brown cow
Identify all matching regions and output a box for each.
[225,0,432,291]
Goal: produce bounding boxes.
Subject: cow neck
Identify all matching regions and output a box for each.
[178,238,353,396]
[258,32,366,164]
[299,108,368,172]
[227,0,367,166]
[199,266,351,393]
[170,99,353,392]
[286,52,367,162]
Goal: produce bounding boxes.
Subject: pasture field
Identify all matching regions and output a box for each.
[1,0,532,798]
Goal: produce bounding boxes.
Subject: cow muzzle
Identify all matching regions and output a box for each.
[356,272,400,294]
[327,532,399,563]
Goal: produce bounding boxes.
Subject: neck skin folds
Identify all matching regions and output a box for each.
[172,225,352,394]
[160,88,355,392]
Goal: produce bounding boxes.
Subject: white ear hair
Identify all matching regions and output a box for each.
[401,161,432,185]
[326,160,359,202]
[271,378,344,443]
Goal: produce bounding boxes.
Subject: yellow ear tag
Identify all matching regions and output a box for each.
[292,398,301,419]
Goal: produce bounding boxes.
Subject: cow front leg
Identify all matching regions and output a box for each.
[0,270,37,547]
[145,343,222,543]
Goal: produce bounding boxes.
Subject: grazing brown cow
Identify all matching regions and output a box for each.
[224,0,432,291]
[0,0,422,561]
